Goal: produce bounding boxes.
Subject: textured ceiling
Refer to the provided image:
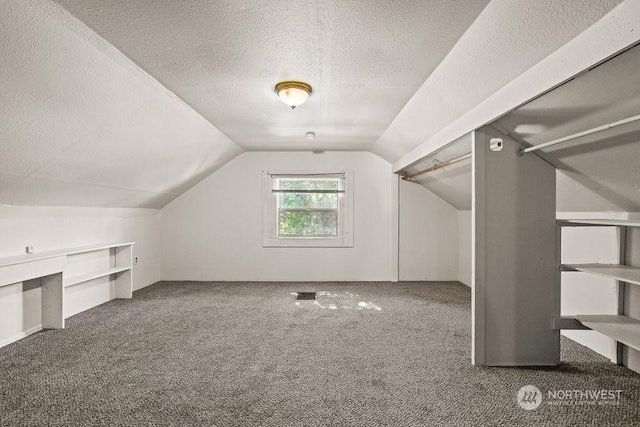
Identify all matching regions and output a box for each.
[0,0,243,208]
[54,0,490,152]
[0,0,634,210]
[372,0,623,163]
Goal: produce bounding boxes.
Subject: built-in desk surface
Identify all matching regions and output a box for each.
[0,242,134,348]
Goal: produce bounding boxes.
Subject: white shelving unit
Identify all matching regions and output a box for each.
[558,219,640,227]
[0,242,134,348]
[64,266,131,288]
[577,315,640,353]
[561,264,640,286]
[558,219,639,365]
[63,243,134,301]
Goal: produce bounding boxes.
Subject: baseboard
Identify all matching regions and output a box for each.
[0,324,43,349]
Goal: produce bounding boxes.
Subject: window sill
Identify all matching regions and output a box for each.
[263,236,353,248]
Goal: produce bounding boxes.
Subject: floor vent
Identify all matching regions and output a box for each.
[296,292,316,300]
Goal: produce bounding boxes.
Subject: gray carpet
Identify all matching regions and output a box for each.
[1,281,639,426]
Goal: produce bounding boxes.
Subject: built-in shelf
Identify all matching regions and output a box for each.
[577,315,640,353]
[0,241,134,348]
[559,219,640,367]
[64,266,131,288]
[0,241,135,269]
[558,219,640,227]
[561,263,640,286]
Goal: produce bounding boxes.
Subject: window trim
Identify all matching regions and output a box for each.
[262,171,354,248]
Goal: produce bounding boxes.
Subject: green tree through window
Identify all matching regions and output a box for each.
[278,179,340,237]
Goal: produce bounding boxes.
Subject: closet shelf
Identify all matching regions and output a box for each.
[558,219,640,227]
[561,264,640,286]
[64,266,131,288]
[577,315,640,353]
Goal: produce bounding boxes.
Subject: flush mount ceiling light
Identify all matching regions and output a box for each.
[306,131,316,139]
[275,81,312,109]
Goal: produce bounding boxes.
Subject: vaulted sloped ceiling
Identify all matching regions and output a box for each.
[0,0,630,209]
[53,0,490,152]
[371,0,623,163]
[0,0,243,209]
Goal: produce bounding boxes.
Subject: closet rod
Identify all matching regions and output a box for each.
[518,114,640,156]
[402,153,472,180]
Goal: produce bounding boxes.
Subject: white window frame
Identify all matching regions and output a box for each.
[262,171,354,248]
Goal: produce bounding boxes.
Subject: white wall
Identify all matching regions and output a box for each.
[0,206,160,289]
[398,180,459,281]
[161,151,396,281]
[457,211,472,286]
[0,205,160,346]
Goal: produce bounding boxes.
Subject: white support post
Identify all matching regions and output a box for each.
[471,130,485,365]
[472,127,559,366]
[390,173,400,282]
[115,245,133,299]
[41,272,64,329]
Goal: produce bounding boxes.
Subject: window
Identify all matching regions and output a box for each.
[263,171,353,247]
